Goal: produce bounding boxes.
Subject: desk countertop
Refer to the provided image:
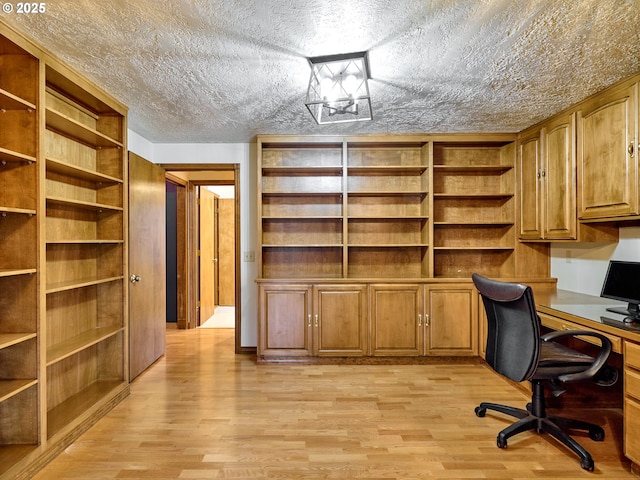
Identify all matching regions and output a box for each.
[536,289,640,341]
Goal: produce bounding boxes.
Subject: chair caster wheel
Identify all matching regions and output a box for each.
[497,435,507,449]
[589,427,605,441]
[580,458,594,471]
[475,406,486,417]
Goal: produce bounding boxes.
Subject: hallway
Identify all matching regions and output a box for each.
[33,327,634,479]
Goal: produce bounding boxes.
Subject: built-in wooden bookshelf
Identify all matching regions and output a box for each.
[0,24,129,479]
[256,135,551,361]
[432,142,516,278]
[0,33,40,475]
[44,65,127,440]
[258,136,519,280]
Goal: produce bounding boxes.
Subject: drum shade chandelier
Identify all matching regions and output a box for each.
[305,51,372,124]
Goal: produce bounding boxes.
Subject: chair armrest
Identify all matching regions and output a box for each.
[540,329,612,383]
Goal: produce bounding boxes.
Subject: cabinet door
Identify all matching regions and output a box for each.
[518,130,543,239]
[543,113,577,239]
[313,285,368,356]
[425,286,477,356]
[370,284,422,356]
[258,284,312,357]
[578,83,638,219]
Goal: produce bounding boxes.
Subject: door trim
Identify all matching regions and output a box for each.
[160,164,244,354]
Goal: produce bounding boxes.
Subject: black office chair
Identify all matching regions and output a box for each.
[471,273,618,471]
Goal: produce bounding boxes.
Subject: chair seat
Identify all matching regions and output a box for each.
[534,341,594,379]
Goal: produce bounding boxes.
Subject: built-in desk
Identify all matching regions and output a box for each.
[535,289,640,473]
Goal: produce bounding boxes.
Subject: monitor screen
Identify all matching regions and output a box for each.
[601,260,640,319]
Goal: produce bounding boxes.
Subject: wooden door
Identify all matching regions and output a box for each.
[218,197,235,306]
[258,284,312,357]
[199,188,216,324]
[313,285,368,356]
[128,152,166,379]
[578,83,638,219]
[543,113,577,239]
[370,284,422,356]
[518,129,543,239]
[425,286,477,356]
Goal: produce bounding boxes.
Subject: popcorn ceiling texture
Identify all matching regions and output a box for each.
[2,0,640,142]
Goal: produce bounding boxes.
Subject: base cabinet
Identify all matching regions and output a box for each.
[258,284,312,357]
[258,282,481,358]
[314,285,368,356]
[425,285,478,356]
[370,284,423,356]
[624,341,640,465]
[258,284,367,357]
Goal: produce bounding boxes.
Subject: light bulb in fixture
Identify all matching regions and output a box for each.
[342,74,358,96]
[320,77,336,102]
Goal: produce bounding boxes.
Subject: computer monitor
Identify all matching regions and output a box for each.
[601,260,640,322]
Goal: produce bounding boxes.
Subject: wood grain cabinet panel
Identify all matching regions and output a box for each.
[258,284,312,357]
[519,114,577,240]
[313,285,368,356]
[518,129,543,239]
[370,284,423,356]
[425,285,477,356]
[578,82,638,220]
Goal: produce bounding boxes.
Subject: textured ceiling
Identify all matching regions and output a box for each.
[2,0,640,143]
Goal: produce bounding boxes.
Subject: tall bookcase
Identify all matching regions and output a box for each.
[43,65,128,440]
[0,23,128,479]
[0,32,40,471]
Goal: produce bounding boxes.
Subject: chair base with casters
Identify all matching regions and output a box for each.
[475,380,604,471]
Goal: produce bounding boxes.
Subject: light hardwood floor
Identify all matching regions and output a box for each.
[33,327,636,479]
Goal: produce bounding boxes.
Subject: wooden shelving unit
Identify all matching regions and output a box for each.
[346,142,429,278]
[432,142,516,278]
[0,23,129,479]
[256,136,542,360]
[259,137,520,281]
[43,65,127,442]
[0,32,40,476]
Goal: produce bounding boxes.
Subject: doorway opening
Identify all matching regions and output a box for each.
[162,164,242,353]
[198,184,236,329]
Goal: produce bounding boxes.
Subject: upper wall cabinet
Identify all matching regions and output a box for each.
[519,113,577,240]
[578,80,639,220]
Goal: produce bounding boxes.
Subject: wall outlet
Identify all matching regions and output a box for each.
[243,251,255,262]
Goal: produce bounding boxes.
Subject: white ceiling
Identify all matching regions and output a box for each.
[3,0,640,143]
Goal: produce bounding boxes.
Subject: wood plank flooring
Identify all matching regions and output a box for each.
[32,326,637,479]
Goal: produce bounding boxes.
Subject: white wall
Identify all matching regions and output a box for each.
[551,226,640,296]
[128,129,154,160]
[128,136,258,348]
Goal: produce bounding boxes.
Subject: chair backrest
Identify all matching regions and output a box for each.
[472,273,540,382]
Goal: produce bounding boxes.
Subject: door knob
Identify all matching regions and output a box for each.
[130,274,141,283]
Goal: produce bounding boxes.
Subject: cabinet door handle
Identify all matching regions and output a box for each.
[307,314,311,327]
[628,142,635,158]
[314,314,319,327]
[418,314,422,326]
[425,314,430,327]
